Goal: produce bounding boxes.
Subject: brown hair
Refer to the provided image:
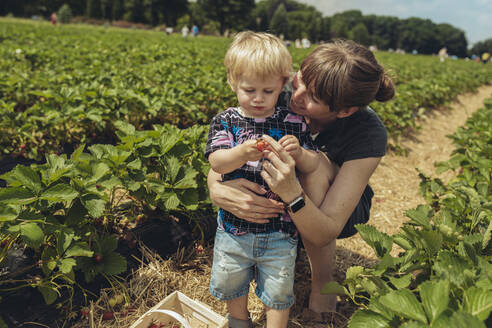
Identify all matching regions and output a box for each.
[300,39,395,113]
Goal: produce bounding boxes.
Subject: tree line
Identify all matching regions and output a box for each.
[1,0,490,57]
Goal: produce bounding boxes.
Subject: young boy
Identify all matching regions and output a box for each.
[205,31,324,328]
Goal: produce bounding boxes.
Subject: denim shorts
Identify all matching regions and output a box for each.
[209,227,298,310]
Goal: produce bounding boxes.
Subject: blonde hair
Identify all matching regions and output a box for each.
[224,31,292,90]
[301,39,395,113]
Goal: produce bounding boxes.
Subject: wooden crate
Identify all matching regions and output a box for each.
[130,291,228,328]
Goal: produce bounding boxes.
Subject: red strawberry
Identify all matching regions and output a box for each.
[93,254,103,263]
[80,308,89,317]
[102,311,114,320]
[196,244,204,254]
[256,139,268,152]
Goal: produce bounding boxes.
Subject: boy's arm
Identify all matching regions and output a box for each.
[209,139,263,174]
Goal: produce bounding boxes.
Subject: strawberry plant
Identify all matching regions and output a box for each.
[0,121,210,306]
[324,97,492,327]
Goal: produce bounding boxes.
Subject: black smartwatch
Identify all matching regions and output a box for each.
[286,192,306,213]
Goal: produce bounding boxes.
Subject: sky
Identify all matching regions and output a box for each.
[296,0,492,46]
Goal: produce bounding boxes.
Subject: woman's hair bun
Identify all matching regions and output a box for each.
[375,73,395,102]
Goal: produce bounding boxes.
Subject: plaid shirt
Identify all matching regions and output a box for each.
[205,106,316,236]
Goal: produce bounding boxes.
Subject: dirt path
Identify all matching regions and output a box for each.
[77,85,492,328]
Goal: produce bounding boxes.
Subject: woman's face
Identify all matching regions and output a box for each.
[289,72,337,131]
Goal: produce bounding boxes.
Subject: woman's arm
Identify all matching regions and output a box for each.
[207,169,285,222]
[260,135,381,246]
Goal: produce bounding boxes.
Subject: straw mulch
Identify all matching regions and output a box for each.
[72,85,492,328]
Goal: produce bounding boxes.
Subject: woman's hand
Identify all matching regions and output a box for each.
[208,170,284,223]
[260,135,304,203]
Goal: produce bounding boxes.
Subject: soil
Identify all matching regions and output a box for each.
[2,85,492,328]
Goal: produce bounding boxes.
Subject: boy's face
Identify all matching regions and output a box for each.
[234,74,285,118]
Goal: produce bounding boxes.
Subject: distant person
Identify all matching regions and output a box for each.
[295,39,301,48]
[482,52,490,64]
[301,37,311,49]
[165,27,173,35]
[181,25,189,38]
[438,47,447,62]
[50,12,57,26]
[192,25,199,37]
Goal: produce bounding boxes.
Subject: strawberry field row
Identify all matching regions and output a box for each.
[1,19,492,160]
[327,98,492,327]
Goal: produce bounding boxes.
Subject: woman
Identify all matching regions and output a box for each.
[207,39,395,322]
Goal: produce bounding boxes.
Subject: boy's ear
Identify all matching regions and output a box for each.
[336,106,359,118]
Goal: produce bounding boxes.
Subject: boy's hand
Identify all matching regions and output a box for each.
[279,135,302,160]
[240,139,265,162]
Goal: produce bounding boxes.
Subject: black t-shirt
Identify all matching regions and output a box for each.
[277,91,387,165]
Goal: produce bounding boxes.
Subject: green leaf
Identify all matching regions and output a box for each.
[321,281,347,295]
[379,289,427,323]
[419,230,442,257]
[435,161,450,175]
[58,258,76,274]
[166,156,181,182]
[11,165,42,194]
[114,120,136,135]
[348,310,390,328]
[355,224,393,258]
[70,144,86,161]
[103,252,127,275]
[20,222,44,249]
[165,193,180,210]
[388,274,412,290]
[56,230,74,254]
[65,242,93,258]
[393,235,413,250]
[41,247,58,275]
[127,158,142,170]
[40,184,79,204]
[90,163,111,182]
[99,235,118,253]
[82,196,106,218]
[404,205,432,230]
[0,205,20,222]
[400,321,427,328]
[174,168,198,189]
[482,219,492,250]
[463,287,492,321]
[419,280,449,323]
[45,154,72,185]
[449,311,486,328]
[0,187,37,205]
[159,130,182,155]
[38,285,58,305]
[433,250,474,288]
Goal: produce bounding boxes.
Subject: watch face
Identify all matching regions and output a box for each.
[290,197,306,213]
